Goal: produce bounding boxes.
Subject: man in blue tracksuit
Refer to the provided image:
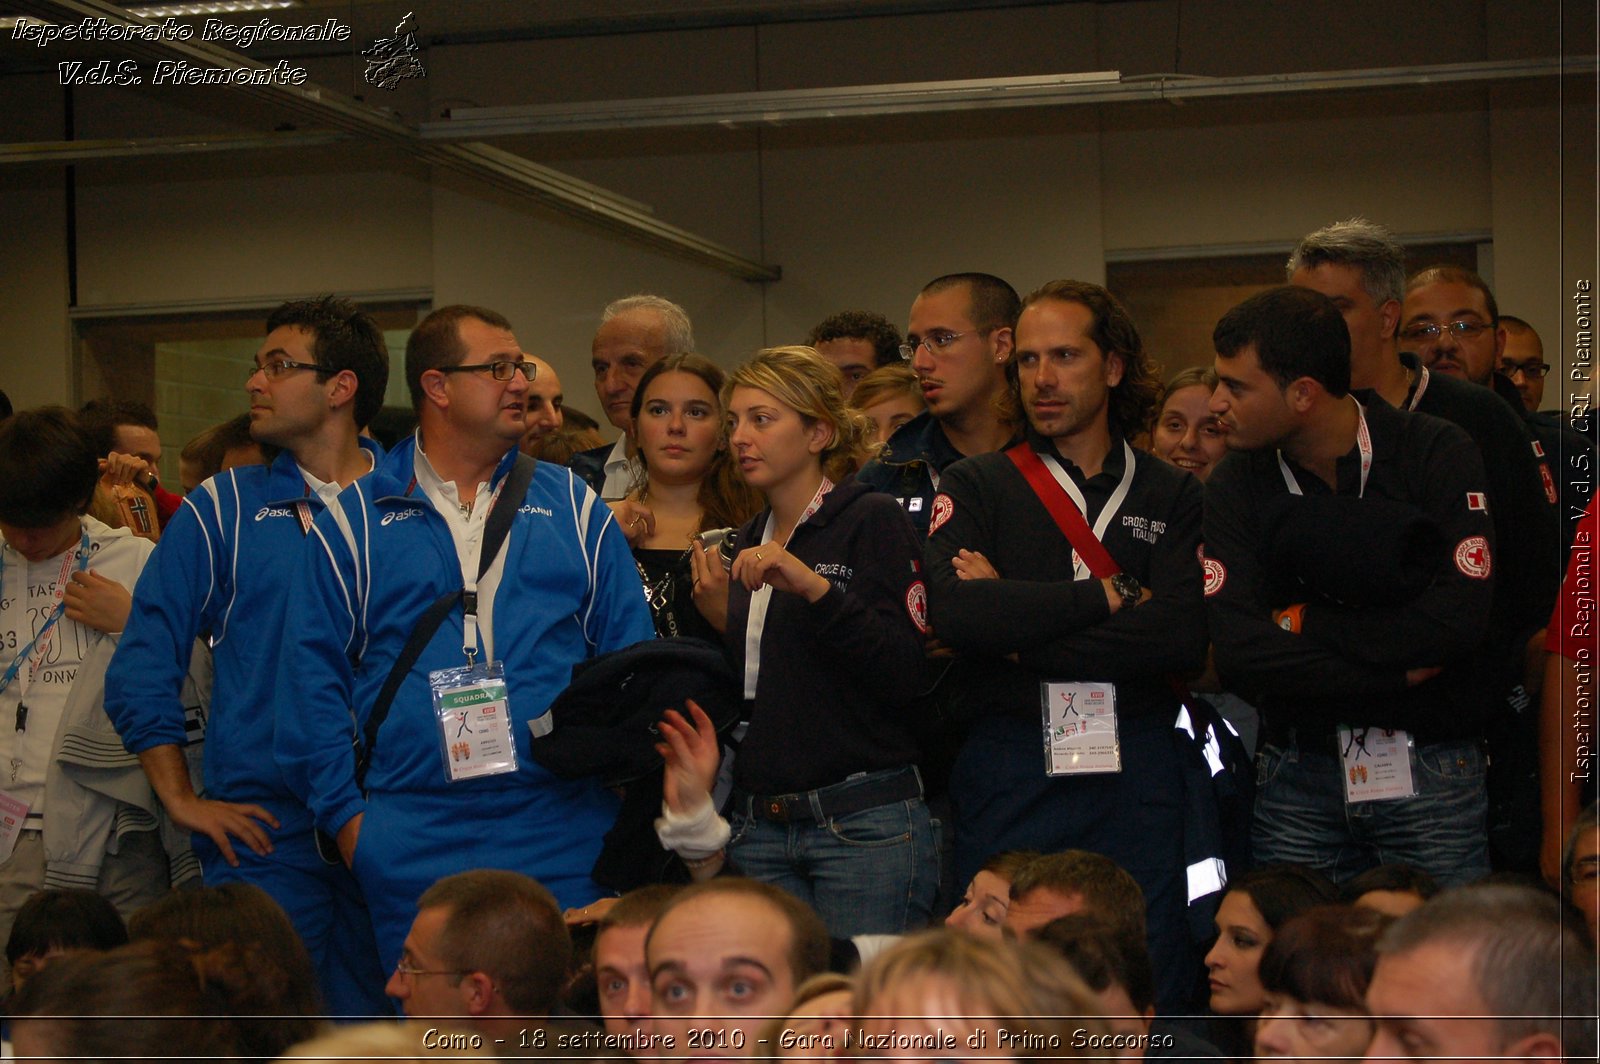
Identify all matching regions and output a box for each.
[107,296,392,1015]
[275,305,655,980]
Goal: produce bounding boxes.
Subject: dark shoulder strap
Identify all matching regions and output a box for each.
[355,454,538,791]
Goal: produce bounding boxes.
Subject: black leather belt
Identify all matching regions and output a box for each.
[738,765,922,823]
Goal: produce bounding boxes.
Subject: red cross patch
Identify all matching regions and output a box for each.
[1454,535,1492,579]
[905,580,931,634]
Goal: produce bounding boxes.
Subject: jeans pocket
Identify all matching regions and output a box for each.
[1255,743,1291,790]
[1414,741,1485,783]
[726,811,752,849]
[826,802,913,849]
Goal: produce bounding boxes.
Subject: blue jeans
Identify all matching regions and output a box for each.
[728,775,938,938]
[1251,735,1489,887]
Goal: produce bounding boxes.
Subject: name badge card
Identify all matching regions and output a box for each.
[1337,725,1417,803]
[1042,682,1122,776]
[0,792,30,863]
[430,661,518,783]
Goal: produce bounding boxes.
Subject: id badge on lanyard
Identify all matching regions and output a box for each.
[429,474,518,783]
[431,660,518,782]
[0,529,89,858]
[1336,725,1418,803]
[1042,682,1122,776]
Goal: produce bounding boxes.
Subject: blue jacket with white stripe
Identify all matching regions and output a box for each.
[107,441,383,816]
[273,436,655,839]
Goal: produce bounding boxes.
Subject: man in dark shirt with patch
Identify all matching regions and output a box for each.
[926,280,1206,1011]
[1204,285,1496,889]
[857,273,1021,534]
[1289,221,1561,872]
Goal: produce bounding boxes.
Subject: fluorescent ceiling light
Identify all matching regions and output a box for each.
[127,0,298,18]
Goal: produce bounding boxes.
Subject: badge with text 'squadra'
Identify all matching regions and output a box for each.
[431,661,519,782]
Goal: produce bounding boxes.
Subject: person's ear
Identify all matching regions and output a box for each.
[421,369,450,409]
[325,368,359,411]
[460,970,496,1015]
[1501,1031,1563,1060]
[807,418,834,456]
[990,327,1014,364]
[1287,377,1319,413]
[1104,352,1125,389]
[1379,298,1401,342]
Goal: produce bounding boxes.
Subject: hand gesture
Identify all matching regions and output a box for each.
[656,699,722,816]
[608,499,655,545]
[100,451,155,489]
[951,548,999,581]
[731,543,829,602]
[688,537,730,633]
[167,793,281,867]
[63,569,133,634]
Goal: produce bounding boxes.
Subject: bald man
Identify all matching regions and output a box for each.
[520,355,565,455]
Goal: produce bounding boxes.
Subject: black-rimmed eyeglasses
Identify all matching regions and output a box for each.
[437,360,538,382]
[248,358,333,384]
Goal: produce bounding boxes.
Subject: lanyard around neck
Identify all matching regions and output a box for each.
[1,529,92,700]
[1035,441,1138,581]
[1404,362,1432,412]
[743,477,835,698]
[1277,399,1372,498]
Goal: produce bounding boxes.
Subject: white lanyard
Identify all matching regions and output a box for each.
[459,476,508,665]
[742,477,834,698]
[1037,441,1138,581]
[1404,363,1432,412]
[1,529,90,719]
[1278,399,1372,499]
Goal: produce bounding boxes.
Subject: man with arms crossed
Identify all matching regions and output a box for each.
[925,280,1206,1010]
[1205,286,1496,887]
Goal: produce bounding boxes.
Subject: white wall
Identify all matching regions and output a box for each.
[0,0,1585,415]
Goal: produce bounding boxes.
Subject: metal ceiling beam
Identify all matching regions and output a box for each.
[422,56,1592,138]
[5,0,780,282]
[0,130,351,163]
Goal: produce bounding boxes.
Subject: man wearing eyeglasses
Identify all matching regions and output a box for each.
[276,304,655,985]
[385,869,571,1036]
[1292,230,1561,878]
[856,273,1022,536]
[1498,316,1551,414]
[107,295,392,1015]
[1405,267,1592,552]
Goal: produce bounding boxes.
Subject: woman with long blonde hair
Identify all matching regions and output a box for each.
[712,346,935,937]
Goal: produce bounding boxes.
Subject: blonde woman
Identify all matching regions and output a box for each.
[853,929,1108,1060]
[714,346,934,937]
[848,364,927,450]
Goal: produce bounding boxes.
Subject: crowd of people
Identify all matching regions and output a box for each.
[0,214,1594,1060]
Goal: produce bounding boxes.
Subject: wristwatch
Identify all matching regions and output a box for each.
[1110,572,1142,610]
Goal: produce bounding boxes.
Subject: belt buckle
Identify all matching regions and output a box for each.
[766,799,786,820]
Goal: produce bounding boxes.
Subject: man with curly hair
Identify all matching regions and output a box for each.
[924,280,1206,1011]
[806,309,903,398]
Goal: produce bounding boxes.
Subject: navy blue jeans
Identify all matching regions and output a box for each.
[1251,736,1489,887]
[728,772,938,938]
